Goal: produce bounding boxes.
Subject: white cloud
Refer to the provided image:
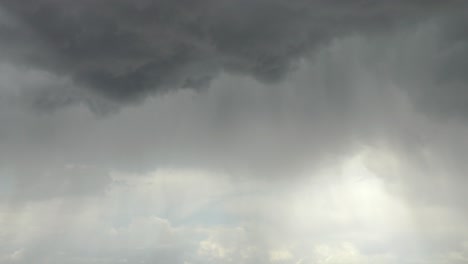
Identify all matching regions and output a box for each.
[1,153,468,264]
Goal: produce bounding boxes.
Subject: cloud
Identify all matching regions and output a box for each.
[2,2,468,263]
[1,154,468,264]
[2,16,468,200]
[0,0,462,110]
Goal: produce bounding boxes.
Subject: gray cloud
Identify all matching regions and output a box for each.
[0,0,461,110]
[2,14,468,201]
[403,16,468,120]
[2,2,468,263]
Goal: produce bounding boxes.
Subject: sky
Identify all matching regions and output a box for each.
[1,1,468,263]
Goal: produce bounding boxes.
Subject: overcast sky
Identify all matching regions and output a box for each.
[1,1,468,263]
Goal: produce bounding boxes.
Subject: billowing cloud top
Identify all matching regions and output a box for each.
[2,1,468,264]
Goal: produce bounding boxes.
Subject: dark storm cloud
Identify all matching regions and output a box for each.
[0,0,468,201]
[0,0,459,108]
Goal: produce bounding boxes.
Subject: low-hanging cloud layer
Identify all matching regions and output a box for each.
[1,1,468,264]
[0,0,465,108]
